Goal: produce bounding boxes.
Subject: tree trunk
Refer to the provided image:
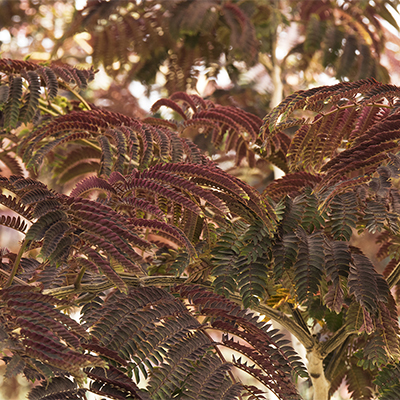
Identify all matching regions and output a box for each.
[307,348,331,400]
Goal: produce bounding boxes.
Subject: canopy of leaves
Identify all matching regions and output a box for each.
[0,55,400,399]
[0,1,400,399]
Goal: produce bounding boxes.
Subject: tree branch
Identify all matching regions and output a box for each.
[307,348,330,400]
[320,325,355,358]
[229,294,314,349]
[0,268,30,286]
[43,275,314,349]
[43,275,188,296]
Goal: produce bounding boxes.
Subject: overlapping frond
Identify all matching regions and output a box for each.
[176,285,307,398]
[0,58,95,130]
[267,169,398,371]
[374,361,400,400]
[211,218,273,307]
[0,285,101,381]
[86,366,151,400]
[346,361,374,400]
[211,222,246,297]
[286,0,399,86]
[28,377,87,400]
[152,92,263,168]
[19,94,267,184]
[260,79,400,178]
[0,176,147,288]
[1,55,400,400]
[0,155,275,293]
[79,285,304,400]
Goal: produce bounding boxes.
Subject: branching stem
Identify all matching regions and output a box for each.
[320,325,355,357]
[63,82,91,110]
[246,299,314,349]
[74,266,86,290]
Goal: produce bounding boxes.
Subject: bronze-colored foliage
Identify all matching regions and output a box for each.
[0,58,96,180]
[256,78,400,399]
[0,58,94,129]
[1,52,400,400]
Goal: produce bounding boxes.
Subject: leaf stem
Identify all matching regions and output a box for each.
[0,268,30,286]
[319,102,391,120]
[38,104,59,117]
[43,275,189,296]
[63,82,91,110]
[77,139,101,152]
[5,239,28,288]
[387,260,400,289]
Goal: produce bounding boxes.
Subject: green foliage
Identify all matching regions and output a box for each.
[374,362,400,400]
[259,77,400,399]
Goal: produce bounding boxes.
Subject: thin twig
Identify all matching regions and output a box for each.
[43,275,189,296]
[320,325,355,358]
[63,82,91,110]
[319,102,391,120]
[4,239,28,288]
[74,266,86,290]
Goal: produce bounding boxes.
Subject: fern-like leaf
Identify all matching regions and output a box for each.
[374,362,400,400]
[346,361,374,400]
[20,70,41,123]
[86,366,151,400]
[326,192,358,241]
[323,239,351,313]
[28,377,87,400]
[0,214,29,234]
[293,228,324,304]
[348,253,385,314]
[3,75,23,129]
